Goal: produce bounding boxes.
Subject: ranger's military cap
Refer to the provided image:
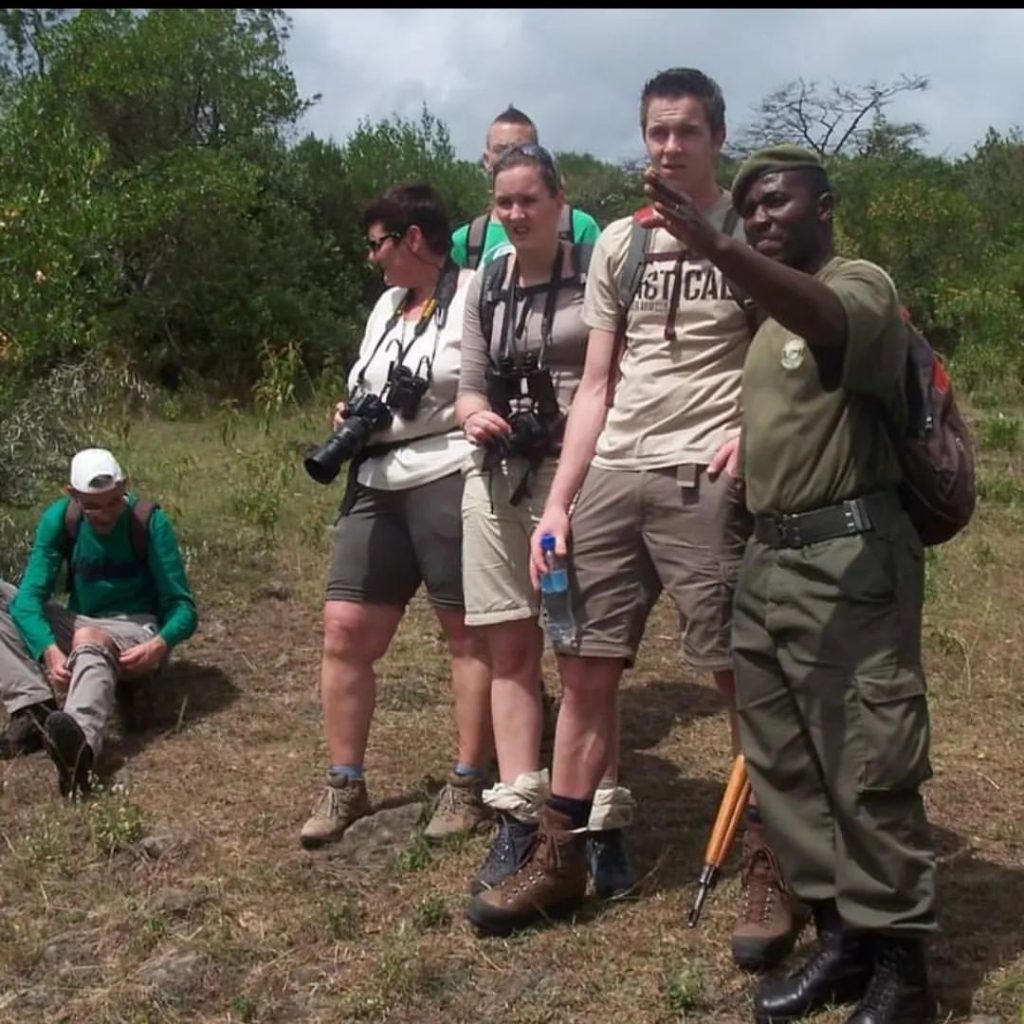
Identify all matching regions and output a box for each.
[731,145,826,209]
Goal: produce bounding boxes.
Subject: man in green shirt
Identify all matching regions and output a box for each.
[0,448,198,797]
[450,105,600,269]
[642,148,937,1024]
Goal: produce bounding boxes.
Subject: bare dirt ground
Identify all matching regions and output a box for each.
[1,430,1022,1024]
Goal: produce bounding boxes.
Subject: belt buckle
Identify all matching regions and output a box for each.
[843,499,867,534]
[779,513,802,547]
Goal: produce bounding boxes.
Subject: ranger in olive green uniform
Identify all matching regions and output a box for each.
[643,147,937,1024]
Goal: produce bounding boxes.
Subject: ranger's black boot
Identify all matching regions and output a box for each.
[844,936,937,1024]
[753,899,873,1024]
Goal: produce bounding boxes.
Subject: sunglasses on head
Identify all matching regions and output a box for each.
[493,143,559,175]
[367,230,403,253]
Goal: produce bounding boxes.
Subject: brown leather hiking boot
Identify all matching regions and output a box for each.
[732,821,810,971]
[465,805,587,937]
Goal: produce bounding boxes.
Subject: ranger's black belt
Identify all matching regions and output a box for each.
[753,494,892,549]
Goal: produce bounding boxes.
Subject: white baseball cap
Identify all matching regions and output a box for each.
[69,449,125,494]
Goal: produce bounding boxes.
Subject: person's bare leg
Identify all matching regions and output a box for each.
[320,600,403,764]
[483,619,544,783]
[434,607,493,769]
[550,654,624,799]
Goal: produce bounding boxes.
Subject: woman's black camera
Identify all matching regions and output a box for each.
[383,363,429,420]
[304,392,393,485]
[485,353,562,460]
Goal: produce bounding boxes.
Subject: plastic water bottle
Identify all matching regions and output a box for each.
[539,532,577,648]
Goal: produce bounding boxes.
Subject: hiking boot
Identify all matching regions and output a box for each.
[469,811,539,895]
[0,699,56,759]
[44,711,93,799]
[732,821,810,971]
[424,772,491,840]
[754,900,873,1024]
[299,773,370,849]
[844,936,937,1024]
[587,829,636,900]
[465,805,587,937]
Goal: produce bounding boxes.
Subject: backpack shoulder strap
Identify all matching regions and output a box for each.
[62,497,82,557]
[465,212,490,271]
[129,498,158,565]
[479,252,513,346]
[558,204,575,244]
[617,222,652,315]
[570,240,593,283]
[605,223,653,407]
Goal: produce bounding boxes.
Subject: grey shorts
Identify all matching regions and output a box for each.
[325,473,465,610]
[568,463,752,669]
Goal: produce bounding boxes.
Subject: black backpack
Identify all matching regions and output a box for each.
[465,204,576,271]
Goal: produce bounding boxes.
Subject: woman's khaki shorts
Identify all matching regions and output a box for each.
[326,472,465,610]
[461,453,558,626]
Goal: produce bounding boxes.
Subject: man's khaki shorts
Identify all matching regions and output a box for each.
[568,463,751,669]
[461,452,557,626]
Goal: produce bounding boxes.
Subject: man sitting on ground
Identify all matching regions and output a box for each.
[0,448,198,797]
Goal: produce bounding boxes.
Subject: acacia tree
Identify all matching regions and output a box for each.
[731,74,929,158]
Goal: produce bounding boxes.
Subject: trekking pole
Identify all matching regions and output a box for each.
[687,753,751,928]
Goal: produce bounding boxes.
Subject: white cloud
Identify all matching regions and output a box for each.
[285,8,1024,162]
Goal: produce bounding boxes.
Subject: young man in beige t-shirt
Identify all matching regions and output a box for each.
[465,69,803,962]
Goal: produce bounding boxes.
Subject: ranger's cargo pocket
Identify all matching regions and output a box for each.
[854,671,932,793]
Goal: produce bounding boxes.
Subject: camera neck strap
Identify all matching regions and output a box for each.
[356,260,460,388]
[497,248,564,368]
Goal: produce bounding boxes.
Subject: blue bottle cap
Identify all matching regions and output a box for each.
[540,532,556,552]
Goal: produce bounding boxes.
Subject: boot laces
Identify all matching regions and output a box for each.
[314,782,359,819]
[741,842,784,925]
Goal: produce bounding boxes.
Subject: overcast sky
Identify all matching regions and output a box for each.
[283,8,1021,166]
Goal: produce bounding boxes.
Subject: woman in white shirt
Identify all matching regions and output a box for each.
[300,184,491,849]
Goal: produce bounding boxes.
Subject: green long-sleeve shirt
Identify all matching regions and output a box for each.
[10,494,198,660]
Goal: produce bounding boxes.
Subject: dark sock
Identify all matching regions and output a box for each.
[548,793,592,829]
[454,761,482,778]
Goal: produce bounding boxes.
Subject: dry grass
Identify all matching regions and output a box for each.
[1,409,1022,1024]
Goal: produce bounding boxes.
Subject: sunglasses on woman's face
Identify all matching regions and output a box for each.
[367,231,403,254]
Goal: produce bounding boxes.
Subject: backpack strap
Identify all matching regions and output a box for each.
[129,499,157,564]
[62,497,83,555]
[478,251,513,346]
[557,205,575,244]
[606,223,653,406]
[465,212,490,271]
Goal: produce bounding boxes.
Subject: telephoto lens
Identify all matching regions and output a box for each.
[303,394,392,484]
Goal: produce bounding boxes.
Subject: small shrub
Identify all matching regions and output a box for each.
[413,895,451,932]
[398,832,432,873]
[86,782,144,854]
[664,959,706,1017]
